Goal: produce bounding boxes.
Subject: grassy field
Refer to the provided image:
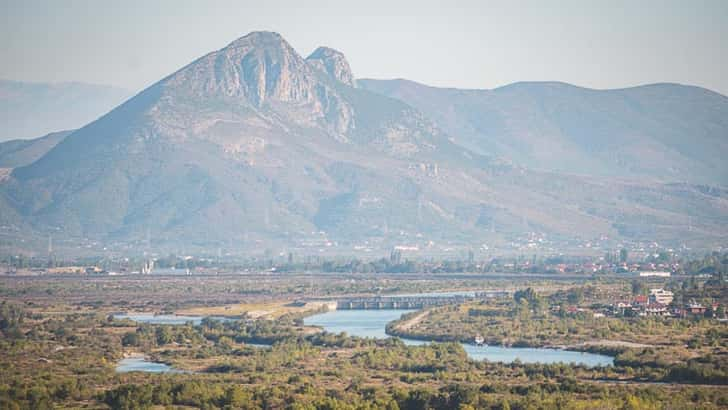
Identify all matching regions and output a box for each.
[177,300,334,319]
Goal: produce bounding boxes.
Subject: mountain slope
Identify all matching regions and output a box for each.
[0,130,72,168]
[2,32,484,246]
[0,79,131,141]
[1,32,726,253]
[359,79,728,185]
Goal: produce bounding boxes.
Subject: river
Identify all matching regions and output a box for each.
[304,309,613,367]
[115,304,613,372]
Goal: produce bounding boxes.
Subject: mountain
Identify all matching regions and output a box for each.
[0,79,131,141]
[1,32,726,254]
[0,130,72,168]
[306,47,357,87]
[359,79,728,185]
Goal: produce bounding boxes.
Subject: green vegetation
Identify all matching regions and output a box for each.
[388,281,728,386]
[0,269,726,408]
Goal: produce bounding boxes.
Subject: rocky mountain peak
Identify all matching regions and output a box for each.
[306,46,357,87]
[224,31,292,52]
[163,31,317,107]
[149,31,358,139]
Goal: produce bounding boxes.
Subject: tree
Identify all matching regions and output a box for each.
[631,280,646,296]
[28,387,52,410]
[567,288,584,305]
[155,326,173,345]
[716,305,725,319]
[0,302,25,339]
[0,397,20,410]
[121,331,140,347]
[620,248,629,263]
[225,385,251,408]
[657,251,670,263]
[103,385,153,410]
[513,288,538,305]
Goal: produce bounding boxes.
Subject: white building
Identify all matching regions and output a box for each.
[649,288,674,305]
[639,271,671,277]
[643,303,669,316]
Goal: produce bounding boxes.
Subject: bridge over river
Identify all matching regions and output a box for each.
[330,291,510,310]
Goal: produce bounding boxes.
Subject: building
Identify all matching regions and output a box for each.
[45,266,87,275]
[649,288,674,305]
[141,259,154,275]
[639,271,671,277]
[611,301,633,316]
[633,295,648,306]
[685,300,706,316]
[643,303,669,316]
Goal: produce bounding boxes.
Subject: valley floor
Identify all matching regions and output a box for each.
[0,272,726,409]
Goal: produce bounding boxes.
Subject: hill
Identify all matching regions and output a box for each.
[0,130,72,168]
[359,79,728,185]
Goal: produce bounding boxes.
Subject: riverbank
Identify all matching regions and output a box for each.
[306,308,614,366]
[385,307,681,362]
[387,322,627,355]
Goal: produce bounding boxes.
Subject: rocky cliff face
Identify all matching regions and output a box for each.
[306,46,357,87]
[165,32,316,105]
[141,32,450,156]
[155,31,355,137]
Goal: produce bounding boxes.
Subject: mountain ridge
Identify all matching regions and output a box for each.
[359,78,728,185]
[1,31,726,254]
[0,130,73,168]
[360,77,727,97]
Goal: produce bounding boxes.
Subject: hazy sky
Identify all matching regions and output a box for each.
[2,0,727,95]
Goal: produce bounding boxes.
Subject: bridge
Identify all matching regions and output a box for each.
[331,291,510,310]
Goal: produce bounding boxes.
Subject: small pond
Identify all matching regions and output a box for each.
[116,356,178,373]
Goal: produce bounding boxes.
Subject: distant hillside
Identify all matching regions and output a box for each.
[0,79,131,141]
[359,79,728,185]
[0,130,72,168]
